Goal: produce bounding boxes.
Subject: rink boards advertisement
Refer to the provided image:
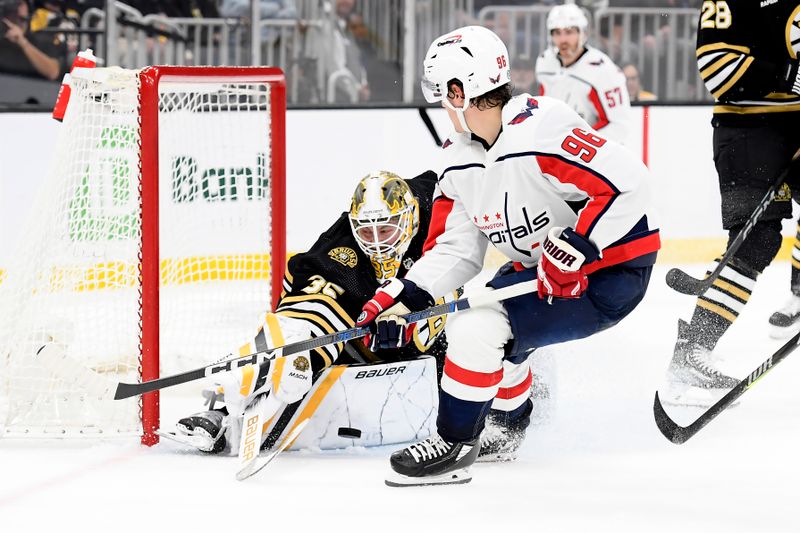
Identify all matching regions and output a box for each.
[1,105,797,268]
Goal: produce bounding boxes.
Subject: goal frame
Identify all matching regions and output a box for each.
[138,66,286,445]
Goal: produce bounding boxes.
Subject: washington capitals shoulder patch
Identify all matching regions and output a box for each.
[508,97,539,125]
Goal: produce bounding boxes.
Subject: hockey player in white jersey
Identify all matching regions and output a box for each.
[356,26,660,486]
[535,3,632,144]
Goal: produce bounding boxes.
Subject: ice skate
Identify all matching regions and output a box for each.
[477,399,533,462]
[663,320,738,407]
[385,434,479,487]
[171,409,228,454]
[768,294,800,339]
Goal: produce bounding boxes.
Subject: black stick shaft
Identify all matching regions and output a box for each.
[653,330,800,444]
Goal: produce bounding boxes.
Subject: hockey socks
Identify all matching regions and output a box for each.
[689,259,757,350]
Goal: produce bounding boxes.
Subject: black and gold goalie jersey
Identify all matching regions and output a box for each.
[696,0,800,122]
[276,170,449,372]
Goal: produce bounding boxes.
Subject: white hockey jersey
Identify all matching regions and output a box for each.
[535,46,632,144]
[404,95,660,299]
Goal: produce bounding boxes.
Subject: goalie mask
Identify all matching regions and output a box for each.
[348,172,420,268]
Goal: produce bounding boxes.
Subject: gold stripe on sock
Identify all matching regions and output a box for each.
[711,278,750,302]
[698,299,737,323]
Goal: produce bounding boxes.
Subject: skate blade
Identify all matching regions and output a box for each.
[768,323,800,340]
[155,429,217,451]
[660,383,738,409]
[476,452,518,463]
[384,468,472,487]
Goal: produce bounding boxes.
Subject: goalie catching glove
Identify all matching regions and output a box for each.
[537,226,599,300]
[357,277,434,350]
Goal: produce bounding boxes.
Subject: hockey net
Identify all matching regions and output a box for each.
[0,66,286,443]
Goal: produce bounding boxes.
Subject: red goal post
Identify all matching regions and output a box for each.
[139,66,286,445]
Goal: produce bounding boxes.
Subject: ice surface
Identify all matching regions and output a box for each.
[2,263,798,532]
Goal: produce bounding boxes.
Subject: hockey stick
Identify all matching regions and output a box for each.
[653,329,800,444]
[666,149,800,296]
[113,279,539,400]
[236,418,310,481]
[236,392,283,480]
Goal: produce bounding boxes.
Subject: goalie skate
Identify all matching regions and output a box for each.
[173,409,228,454]
[384,434,479,487]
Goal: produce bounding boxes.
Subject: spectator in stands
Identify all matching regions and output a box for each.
[30,0,78,56]
[623,63,656,102]
[0,0,64,80]
[219,0,295,47]
[511,57,537,96]
[219,0,295,20]
[312,0,369,103]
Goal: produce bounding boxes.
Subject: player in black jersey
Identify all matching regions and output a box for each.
[666,1,800,405]
[169,170,457,454]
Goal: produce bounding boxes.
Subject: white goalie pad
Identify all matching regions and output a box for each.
[265,356,439,451]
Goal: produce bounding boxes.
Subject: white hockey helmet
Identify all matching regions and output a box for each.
[421,26,511,131]
[547,3,589,45]
[348,171,419,262]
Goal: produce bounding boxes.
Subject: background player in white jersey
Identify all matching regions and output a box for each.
[535,3,632,145]
[357,25,660,486]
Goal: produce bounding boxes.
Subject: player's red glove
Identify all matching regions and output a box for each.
[357,278,434,350]
[537,226,599,300]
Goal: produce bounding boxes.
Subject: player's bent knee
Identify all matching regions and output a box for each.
[445,299,511,365]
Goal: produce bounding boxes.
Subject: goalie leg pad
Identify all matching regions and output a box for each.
[267,357,438,450]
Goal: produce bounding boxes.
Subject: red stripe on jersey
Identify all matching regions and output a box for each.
[535,154,616,237]
[539,84,545,96]
[588,87,610,130]
[422,196,455,254]
[584,232,661,274]
[444,357,503,387]
[496,369,532,400]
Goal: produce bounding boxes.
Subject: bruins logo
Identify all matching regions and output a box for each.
[328,247,358,268]
[777,182,792,202]
[293,355,310,372]
[788,5,800,59]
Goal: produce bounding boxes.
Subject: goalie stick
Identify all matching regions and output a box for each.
[653,328,800,444]
[666,149,800,296]
[236,393,283,480]
[236,419,310,481]
[114,279,539,400]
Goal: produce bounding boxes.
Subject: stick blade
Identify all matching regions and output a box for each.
[665,268,707,296]
[114,382,140,400]
[236,419,309,481]
[653,391,691,444]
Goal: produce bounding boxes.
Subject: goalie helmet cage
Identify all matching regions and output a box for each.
[0,66,286,445]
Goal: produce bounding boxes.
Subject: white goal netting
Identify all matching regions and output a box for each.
[0,67,283,438]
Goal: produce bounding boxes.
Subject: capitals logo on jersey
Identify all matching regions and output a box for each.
[508,97,539,125]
